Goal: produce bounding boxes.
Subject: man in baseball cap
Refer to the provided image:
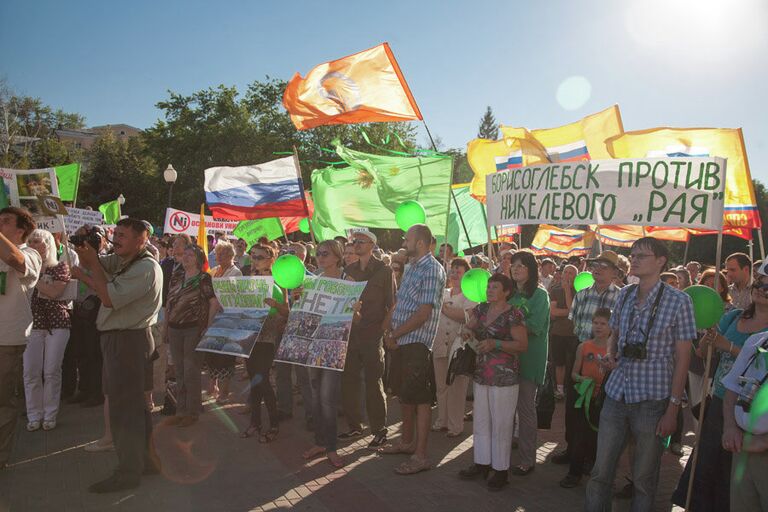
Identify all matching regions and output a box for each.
[586,250,620,270]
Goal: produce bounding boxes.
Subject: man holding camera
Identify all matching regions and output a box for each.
[72,218,162,493]
[585,237,697,512]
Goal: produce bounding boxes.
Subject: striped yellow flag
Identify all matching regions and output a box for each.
[198,203,209,272]
[607,127,760,229]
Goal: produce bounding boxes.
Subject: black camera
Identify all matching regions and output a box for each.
[621,343,647,360]
[70,231,102,251]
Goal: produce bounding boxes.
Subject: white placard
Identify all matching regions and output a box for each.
[163,207,239,237]
[64,207,105,235]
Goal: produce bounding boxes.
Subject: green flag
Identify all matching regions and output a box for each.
[435,184,497,253]
[0,179,9,209]
[98,200,121,224]
[310,145,452,241]
[54,163,81,202]
[233,218,285,248]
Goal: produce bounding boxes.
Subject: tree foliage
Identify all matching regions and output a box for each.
[477,106,499,140]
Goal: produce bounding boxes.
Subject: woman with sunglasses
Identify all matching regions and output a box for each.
[507,250,550,477]
[240,244,287,443]
[302,240,354,468]
[163,245,220,427]
[672,270,768,511]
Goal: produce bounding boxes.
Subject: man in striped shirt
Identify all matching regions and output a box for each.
[380,224,446,475]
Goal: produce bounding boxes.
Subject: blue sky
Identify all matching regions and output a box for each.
[3,0,767,181]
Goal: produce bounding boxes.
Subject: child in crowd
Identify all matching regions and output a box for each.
[560,307,610,488]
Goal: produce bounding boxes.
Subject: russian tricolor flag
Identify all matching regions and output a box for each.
[204,156,310,220]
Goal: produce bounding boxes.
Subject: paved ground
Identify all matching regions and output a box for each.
[0,363,693,512]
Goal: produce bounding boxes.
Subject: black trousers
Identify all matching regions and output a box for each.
[67,314,103,399]
[101,329,154,479]
[569,400,600,477]
[246,343,278,430]
[561,336,581,453]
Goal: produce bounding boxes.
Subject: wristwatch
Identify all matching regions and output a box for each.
[669,395,682,406]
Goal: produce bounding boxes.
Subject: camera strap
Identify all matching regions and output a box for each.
[626,283,665,347]
[738,334,768,384]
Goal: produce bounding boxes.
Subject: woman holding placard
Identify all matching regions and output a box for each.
[507,250,550,477]
[302,240,351,468]
[240,244,286,443]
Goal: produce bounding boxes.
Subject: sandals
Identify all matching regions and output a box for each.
[240,425,260,439]
[377,443,415,455]
[302,446,326,460]
[327,451,344,468]
[259,427,279,444]
[394,456,431,475]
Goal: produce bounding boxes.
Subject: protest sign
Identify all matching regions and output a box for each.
[163,207,239,237]
[63,207,105,235]
[275,276,366,371]
[196,276,273,358]
[485,157,726,230]
[1,167,64,232]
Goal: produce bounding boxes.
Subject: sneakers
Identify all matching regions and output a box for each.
[458,463,490,481]
[42,420,56,431]
[487,470,509,491]
[26,421,41,432]
[338,429,364,440]
[559,473,582,488]
[368,429,388,449]
[88,474,140,494]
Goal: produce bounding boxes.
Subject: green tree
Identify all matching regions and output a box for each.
[79,131,160,222]
[0,79,85,167]
[477,106,499,140]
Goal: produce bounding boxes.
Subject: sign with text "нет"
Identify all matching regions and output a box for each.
[485,157,726,230]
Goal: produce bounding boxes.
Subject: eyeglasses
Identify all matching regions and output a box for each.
[351,239,372,245]
[629,253,654,260]
[316,250,331,257]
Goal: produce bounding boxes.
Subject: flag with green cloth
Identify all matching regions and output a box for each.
[98,199,121,224]
[435,184,497,253]
[0,178,9,209]
[310,144,452,240]
[54,163,81,202]
[233,217,285,248]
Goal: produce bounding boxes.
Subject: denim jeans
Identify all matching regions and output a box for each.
[276,362,313,421]
[585,397,668,512]
[309,367,341,451]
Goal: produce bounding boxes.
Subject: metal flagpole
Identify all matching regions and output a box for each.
[292,146,317,246]
[685,230,724,511]
[422,120,474,251]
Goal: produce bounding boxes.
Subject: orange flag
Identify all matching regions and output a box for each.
[283,43,423,130]
[198,203,209,272]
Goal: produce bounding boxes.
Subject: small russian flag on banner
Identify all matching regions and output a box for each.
[204,156,310,220]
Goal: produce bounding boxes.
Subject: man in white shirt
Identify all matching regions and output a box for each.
[0,207,42,469]
[725,252,752,310]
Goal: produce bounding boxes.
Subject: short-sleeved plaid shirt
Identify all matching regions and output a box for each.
[568,283,621,342]
[392,253,446,349]
[604,280,697,403]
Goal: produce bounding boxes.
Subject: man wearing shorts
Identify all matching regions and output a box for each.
[381,224,445,475]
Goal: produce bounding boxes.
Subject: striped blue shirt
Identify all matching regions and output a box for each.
[392,254,446,349]
[604,280,697,403]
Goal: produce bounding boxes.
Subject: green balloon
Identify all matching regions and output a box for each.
[299,218,310,234]
[272,254,306,289]
[458,250,465,257]
[395,200,426,232]
[269,285,284,316]
[461,268,491,303]
[574,271,595,292]
[684,285,725,329]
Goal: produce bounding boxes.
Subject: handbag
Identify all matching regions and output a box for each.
[446,340,476,385]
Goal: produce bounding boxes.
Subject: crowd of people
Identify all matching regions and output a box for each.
[1,204,768,511]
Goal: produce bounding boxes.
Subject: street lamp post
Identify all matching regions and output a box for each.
[163,164,177,209]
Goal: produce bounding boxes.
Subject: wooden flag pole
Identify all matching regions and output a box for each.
[758,227,766,260]
[684,230,724,512]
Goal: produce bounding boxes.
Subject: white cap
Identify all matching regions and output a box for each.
[349,228,377,244]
